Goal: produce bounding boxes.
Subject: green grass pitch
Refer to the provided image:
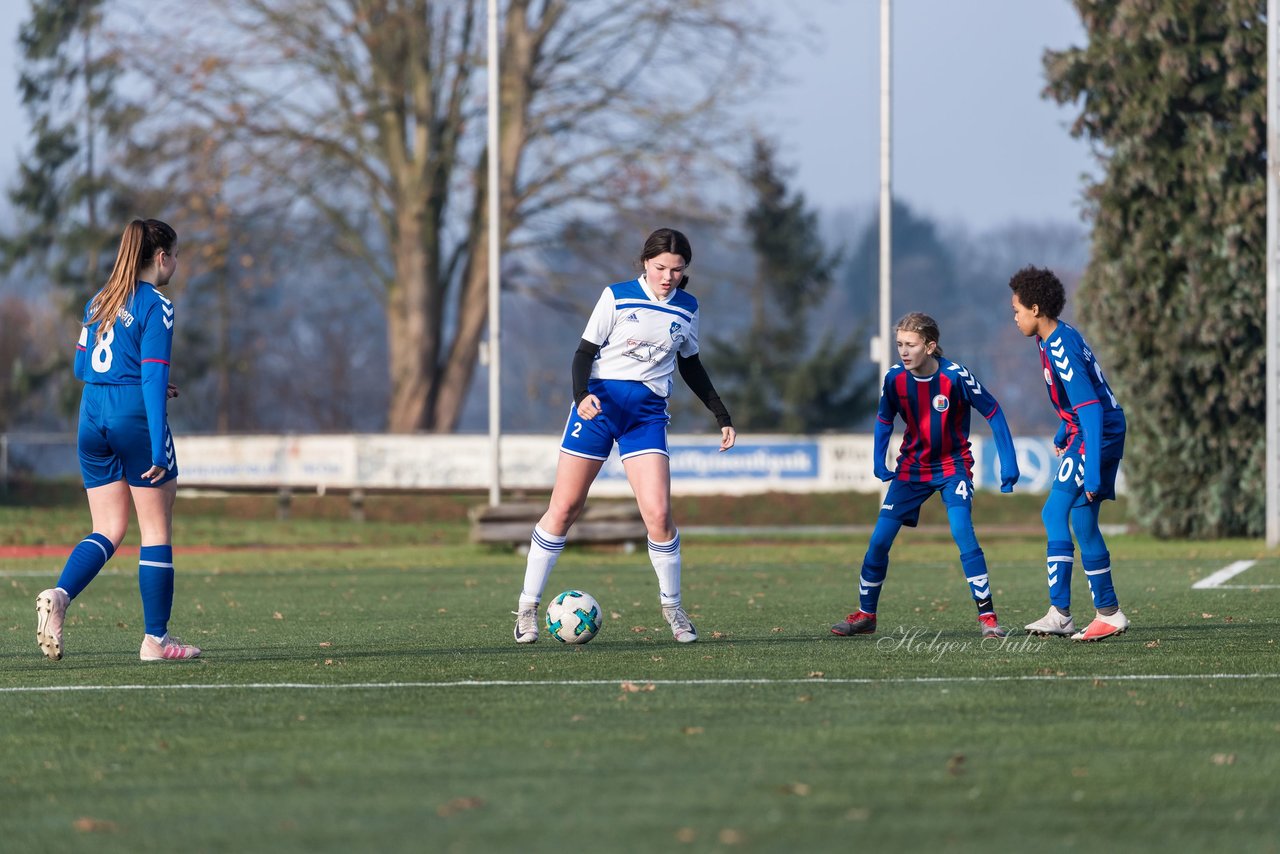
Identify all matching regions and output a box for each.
[2,514,1278,852]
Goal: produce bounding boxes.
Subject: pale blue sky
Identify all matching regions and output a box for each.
[0,0,1095,232]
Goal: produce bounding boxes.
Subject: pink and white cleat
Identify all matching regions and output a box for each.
[140,633,202,661]
[1071,610,1129,642]
[36,588,70,661]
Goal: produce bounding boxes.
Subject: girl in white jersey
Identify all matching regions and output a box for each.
[513,228,736,644]
[35,218,201,663]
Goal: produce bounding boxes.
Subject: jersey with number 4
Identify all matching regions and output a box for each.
[1038,321,1124,456]
[75,282,175,386]
[581,277,699,398]
[879,356,999,482]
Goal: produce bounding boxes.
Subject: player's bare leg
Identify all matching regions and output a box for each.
[516,454,605,644]
[37,481,131,661]
[624,453,695,642]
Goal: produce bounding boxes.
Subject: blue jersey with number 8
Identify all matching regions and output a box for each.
[74,282,175,473]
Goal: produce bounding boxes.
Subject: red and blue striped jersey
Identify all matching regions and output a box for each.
[877,357,1001,482]
[1037,321,1125,456]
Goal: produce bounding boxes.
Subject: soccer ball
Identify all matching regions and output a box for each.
[545,590,602,644]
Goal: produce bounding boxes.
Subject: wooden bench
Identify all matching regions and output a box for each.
[469,501,646,553]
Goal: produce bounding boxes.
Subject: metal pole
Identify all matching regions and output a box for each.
[878,0,892,384]
[1267,0,1279,545]
[487,0,503,507]
[873,0,893,487]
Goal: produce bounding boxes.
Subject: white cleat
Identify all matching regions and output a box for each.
[513,607,539,644]
[1071,610,1129,642]
[36,588,70,661]
[662,605,698,643]
[1024,607,1076,637]
[139,633,201,661]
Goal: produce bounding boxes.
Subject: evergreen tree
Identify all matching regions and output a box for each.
[706,137,876,432]
[1044,0,1265,537]
[2,0,146,305]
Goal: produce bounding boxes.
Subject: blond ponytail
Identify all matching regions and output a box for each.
[86,219,177,340]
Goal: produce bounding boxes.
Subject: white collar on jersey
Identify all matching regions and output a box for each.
[637,274,678,303]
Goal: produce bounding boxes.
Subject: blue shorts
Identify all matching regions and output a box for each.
[1051,445,1122,506]
[560,379,670,461]
[77,383,178,488]
[880,475,974,528]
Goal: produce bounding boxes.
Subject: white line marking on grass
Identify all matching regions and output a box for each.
[4,673,1280,694]
[1205,585,1280,589]
[1192,560,1258,589]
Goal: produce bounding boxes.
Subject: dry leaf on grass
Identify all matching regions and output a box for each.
[72,818,117,833]
[437,797,485,817]
[620,681,656,693]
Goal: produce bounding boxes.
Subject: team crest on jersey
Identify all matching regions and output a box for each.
[932,394,949,412]
[1043,367,1053,386]
[669,321,685,346]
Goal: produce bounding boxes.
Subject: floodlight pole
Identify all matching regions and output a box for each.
[877,0,893,385]
[1265,0,1280,545]
[871,0,892,489]
[487,0,503,507]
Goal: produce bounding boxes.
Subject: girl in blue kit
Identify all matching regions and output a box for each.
[35,218,200,662]
[1009,266,1128,642]
[512,228,736,645]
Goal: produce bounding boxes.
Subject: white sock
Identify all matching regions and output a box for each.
[520,525,566,609]
[648,531,682,607]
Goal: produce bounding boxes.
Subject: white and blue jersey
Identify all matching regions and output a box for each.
[561,277,700,461]
[74,282,177,486]
[581,277,700,397]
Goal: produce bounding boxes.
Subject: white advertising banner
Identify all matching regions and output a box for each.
[175,433,1106,496]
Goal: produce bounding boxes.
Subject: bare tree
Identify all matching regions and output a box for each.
[108,0,772,432]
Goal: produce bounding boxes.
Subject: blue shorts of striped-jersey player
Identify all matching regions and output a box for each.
[1051,444,1123,507]
[560,379,670,461]
[77,383,178,488]
[880,475,974,528]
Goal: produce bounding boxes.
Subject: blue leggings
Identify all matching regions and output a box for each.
[857,505,989,614]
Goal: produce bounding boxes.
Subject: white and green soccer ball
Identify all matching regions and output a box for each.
[545,590,602,644]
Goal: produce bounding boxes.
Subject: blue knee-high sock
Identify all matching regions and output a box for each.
[858,516,900,614]
[57,533,115,600]
[959,549,994,614]
[138,545,175,637]
[946,506,992,614]
[1071,501,1117,611]
[1042,490,1076,611]
[1046,541,1075,611]
[1082,551,1118,611]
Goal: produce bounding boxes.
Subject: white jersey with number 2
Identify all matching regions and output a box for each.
[580,276,700,399]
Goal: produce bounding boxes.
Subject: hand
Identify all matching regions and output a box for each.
[1054,445,1065,458]
[874,465,895,482]
[576,394,602,420]
[1085,491,1097,503]
[140,465,168,485]
[1000,469,1019,493]
[719,426,736,452]
[166,383,180,399]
